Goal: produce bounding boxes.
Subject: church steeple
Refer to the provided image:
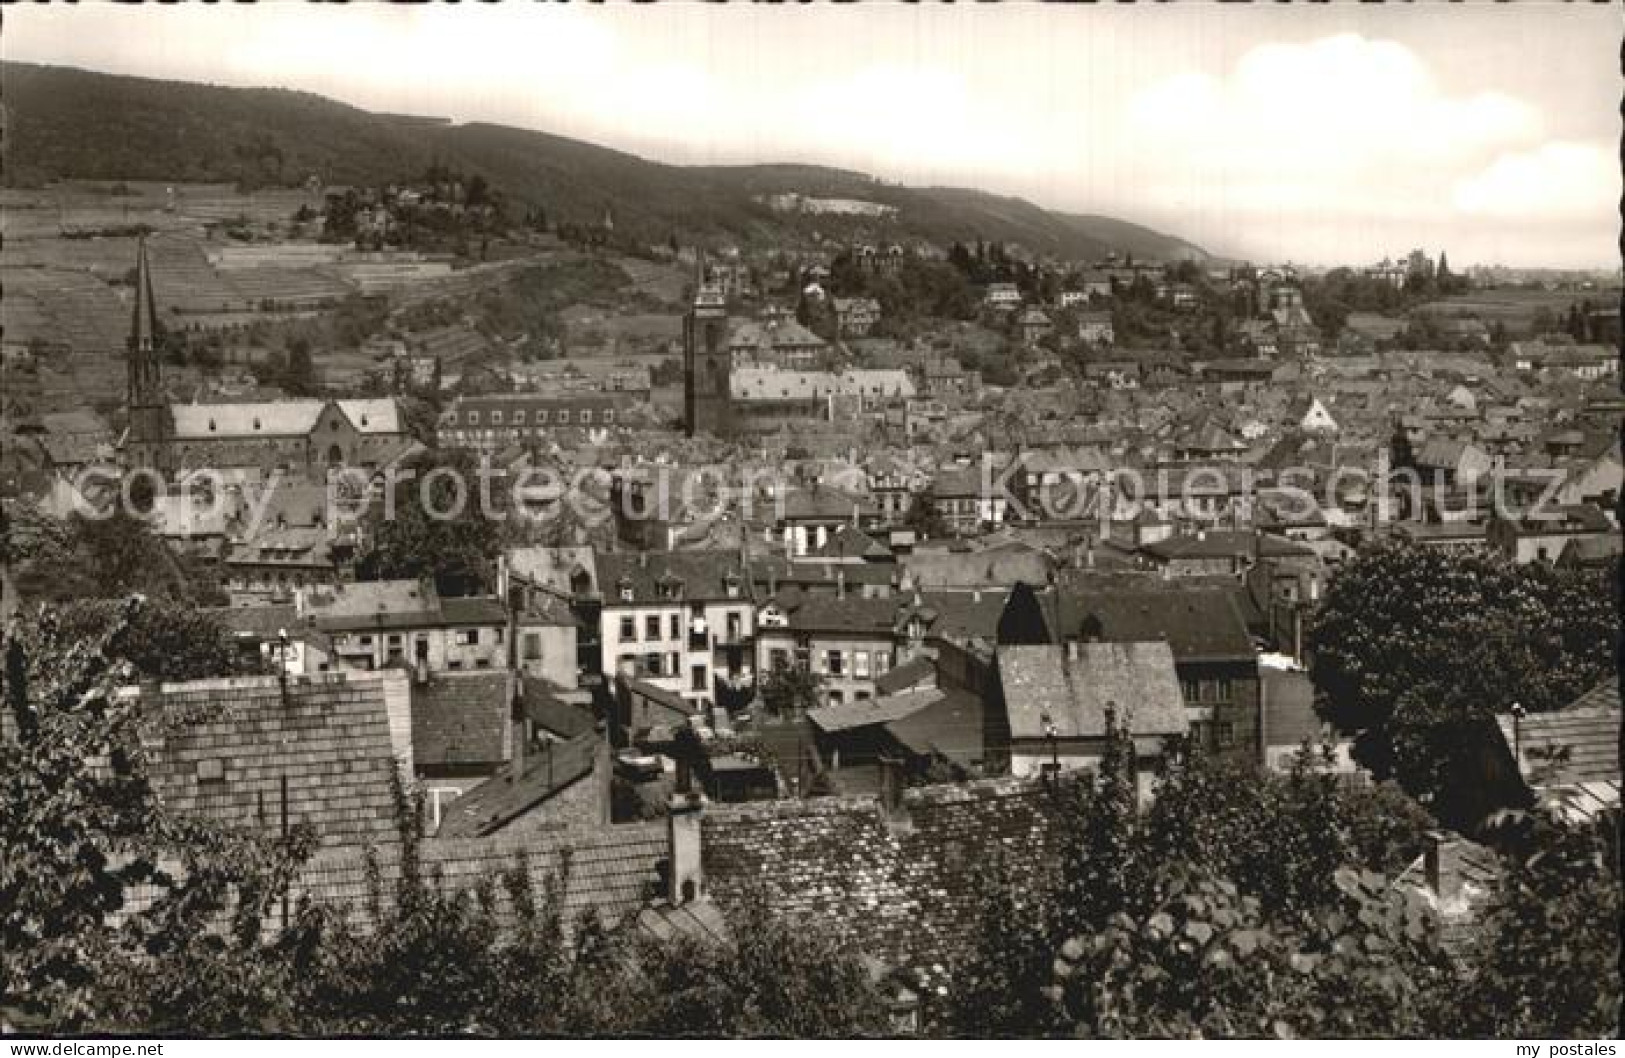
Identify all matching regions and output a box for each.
[128,237,162,403]
[126,237,170,473]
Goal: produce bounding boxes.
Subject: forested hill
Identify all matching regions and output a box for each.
[2,62,1207,262]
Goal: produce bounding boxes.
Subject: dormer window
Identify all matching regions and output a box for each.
[618,577,635,602]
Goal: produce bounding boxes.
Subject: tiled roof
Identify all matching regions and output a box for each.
[874,655,937,696]
[884,687,986,767]
[781,594,898,635]
[295,822,666,933]
[169,399,401,440]
[411,671,512,768]
[598,550,748,604]
[703,777,1071,972]
[135,673,404,850]
[1049,578,1256,662]
[1143,530,1316,562]
[1496,686,1620,789]
[997,641,1188,741]
[523,676,597,739]
[809,686,940,734]
[200,604,300,640]
[434,731,601,838]
[902,548,1051,590]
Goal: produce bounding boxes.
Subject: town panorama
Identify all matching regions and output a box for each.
[1,4,1619,1043]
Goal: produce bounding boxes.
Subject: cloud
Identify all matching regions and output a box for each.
[1114,32,1620,265]
[1452,141,1619,221]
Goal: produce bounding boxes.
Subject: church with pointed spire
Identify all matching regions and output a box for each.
[118,239,414,482]
[124,237,174,474]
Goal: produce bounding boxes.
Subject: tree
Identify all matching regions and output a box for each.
[758,658,824,718]
[51,598,256,682]
[1451,814,1621,1037]
[12,507,197,605]
[2,600,314,1031]
[903,493,949,540]
[1305,543,1614,829]
[280,337,316,397]
[355,449,506,596]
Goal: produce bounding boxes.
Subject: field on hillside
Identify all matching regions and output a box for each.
[1417,287,1620,329]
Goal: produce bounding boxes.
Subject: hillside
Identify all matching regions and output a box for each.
[1,62,1206,262]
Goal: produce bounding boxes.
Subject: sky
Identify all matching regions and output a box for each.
[6,3,1620,268]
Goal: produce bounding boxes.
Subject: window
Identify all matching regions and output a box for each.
[494,628,504,645]
[769,648,789,670]
[854,651,870,678]
[513,410,526,425]
[537,409,549,424]
[669,614,681,640]
[455,629,479,646]
[874,651,890,674]
[620,616,637,642]
[691,664,708,691]
[359,635,374,647]
[581,410,593,425]
[448,659,465,671]
[646,615,661,641]
[828,690,845,705]
[523,632,542,660]
[558,410,571,425]
[1181,679,1199,703]
[467,411,480,425]
[491,410,504,425]
[643,653,663,677]
[475,658,491,669]
[667,651,680,675]
[603,410,615,424]
[855,690,871,702]
[1213,721,1236,748]
[827,650,845,677]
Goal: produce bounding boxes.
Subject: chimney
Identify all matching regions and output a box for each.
[667,791,705,905]
[877,756,911,826]
[1423,830,1464,909]
[595,720,612,826]
[837,569,847,600]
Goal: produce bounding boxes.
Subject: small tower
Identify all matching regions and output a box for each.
[125,237,172,474]
[684,253,733,438]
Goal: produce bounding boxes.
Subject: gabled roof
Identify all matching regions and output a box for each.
[135,671,406,850]
[779,594,900,636]
[522,676,597,739]
[411,671,512,768]
[168,398,403,441]
[808,687,939,734]
[433,731,600,839]
[1496,683,1620,789]
[997,640,1188,741]
[1048,577,1256,662]
[1142,529,1316,563]
[874,654,937,696]
[295,821,665,933]
[598,549,749,604]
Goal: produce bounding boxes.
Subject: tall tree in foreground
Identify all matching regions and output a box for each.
[1305,542,1614,828]
[1,601,312,1031]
